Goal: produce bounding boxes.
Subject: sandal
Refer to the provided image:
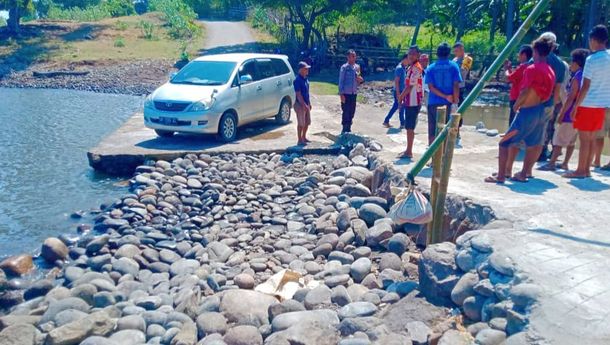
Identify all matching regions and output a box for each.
[600,164,610,171]
[492,172,511,179]
[511,172,528,183]
[484,176,505,184]
[538,163,556,171]
[398,152,413,159]
[562,171,588,179]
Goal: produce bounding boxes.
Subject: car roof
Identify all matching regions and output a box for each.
[193,53,289,63]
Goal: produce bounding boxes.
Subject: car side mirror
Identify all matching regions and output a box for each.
[239,74,253,85]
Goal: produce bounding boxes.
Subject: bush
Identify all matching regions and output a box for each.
[114,36,125,47]
[139,20,156,40]
[47,4,111,21]
[150,0,201,40]
[0,17,6,27]
[103,0,136,17]
[115,20,129,30]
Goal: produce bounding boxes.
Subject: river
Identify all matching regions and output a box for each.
[0,88,142,257]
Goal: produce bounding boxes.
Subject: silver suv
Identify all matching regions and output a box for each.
[144,53,296,142]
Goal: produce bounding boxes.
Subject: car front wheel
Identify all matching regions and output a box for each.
[155,129,174,138]
[218,112,238,142]
[275,98,291,125]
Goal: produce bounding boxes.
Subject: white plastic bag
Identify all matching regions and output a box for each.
[388,187,433,225]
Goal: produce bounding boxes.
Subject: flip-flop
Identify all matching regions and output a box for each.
[398,152,413,159]
[511,172,528,183]
[562,172,587,179]
[484,176,505,184]
[538,164,556,171]
[492,172,511,179]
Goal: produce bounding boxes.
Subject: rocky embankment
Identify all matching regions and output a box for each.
[0,139,528,345]
[0,59,173,96]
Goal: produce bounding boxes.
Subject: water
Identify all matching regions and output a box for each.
[0,88,142,256]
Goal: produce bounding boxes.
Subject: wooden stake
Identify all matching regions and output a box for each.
[430,113,461,244]
[427,107,446,245]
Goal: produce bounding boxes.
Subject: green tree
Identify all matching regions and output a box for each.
[1,0,34,34]
[261,0,357,49]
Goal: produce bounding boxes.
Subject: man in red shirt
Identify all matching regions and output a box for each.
[486,37,555,183]
[505,45,533,126]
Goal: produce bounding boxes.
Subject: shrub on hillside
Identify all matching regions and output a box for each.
[103,0,135,17]
[114,36,125,47]
[139,20,156,40]
[150,0,201,40]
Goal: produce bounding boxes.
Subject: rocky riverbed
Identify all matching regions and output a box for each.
[0,59,173,96]
[0,139,528,345]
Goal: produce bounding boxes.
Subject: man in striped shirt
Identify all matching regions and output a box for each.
[564,25,610,178]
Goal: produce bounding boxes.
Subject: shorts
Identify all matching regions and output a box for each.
[500,104,546,148]
[552,122,577,147]
[294,102,311,126]
[594,108,610,139]
[573,107,605,132]
[404,105,421,130]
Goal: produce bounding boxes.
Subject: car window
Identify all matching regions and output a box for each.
[271,59,290,76]
[239,60,259,81]
[257,59,275,80]
[170,61,236,86]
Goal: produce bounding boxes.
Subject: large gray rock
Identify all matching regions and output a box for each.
[271,310,340,332]
[207,242,234,263]
[41,237,69,262]
[450,272,479,306]
[0,323,44,345]
[223,325,262,345]
[387,233,411,256]
[80,336,119,345]
[304,285,332,310]
[46,311,117,345]
[405,321,431,345]
[364,223,393,248]
[418,242,459,306]
[331,167,373,188]
[358,204,387,226]
[475,329,507,345]
[342,184,372,198]
[196,312,228,337]
[438,330,473,345]
[379,293,448,334]
[40,297,90,324]
[265,321,340,345]
[338,302,377,320]
[510,284,541,309]
[219,290,278,327]
[108,330,146,345]
[171,321,197,345]
[350,258,372,283]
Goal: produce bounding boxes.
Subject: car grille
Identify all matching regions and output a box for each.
[154,101,190,112]
[150,118,192,126]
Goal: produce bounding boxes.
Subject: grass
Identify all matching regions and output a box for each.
[0,13,206,64]
[309,80,338,95]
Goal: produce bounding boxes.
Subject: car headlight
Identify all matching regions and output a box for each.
[144,96,154,109]
[189,99,214,112]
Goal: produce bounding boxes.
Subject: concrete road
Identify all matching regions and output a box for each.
[201,21,256,52]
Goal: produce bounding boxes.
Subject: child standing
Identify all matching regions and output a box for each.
[540,49,589,171]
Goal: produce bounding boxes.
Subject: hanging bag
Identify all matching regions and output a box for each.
[388,185,433,225]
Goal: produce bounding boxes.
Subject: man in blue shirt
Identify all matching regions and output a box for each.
[382,53,409,128]
[294,61,312,145]
[424,42,463,145]
[338,49,364,133]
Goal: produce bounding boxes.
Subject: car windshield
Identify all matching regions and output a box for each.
[171,61,236,86]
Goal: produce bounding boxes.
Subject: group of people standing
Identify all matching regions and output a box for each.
[487,24,610,183]
[291,24,610,183]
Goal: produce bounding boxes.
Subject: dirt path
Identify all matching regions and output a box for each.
[201,21,256,50]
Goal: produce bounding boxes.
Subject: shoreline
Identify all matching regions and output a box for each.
[0,59,175,96]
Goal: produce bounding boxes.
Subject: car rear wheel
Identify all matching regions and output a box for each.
[155,129,174,138]
[275,98,291,125]
[218,112,238,142]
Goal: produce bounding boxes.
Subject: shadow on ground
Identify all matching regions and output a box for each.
[136,119,290,151]
[529,228,610,248]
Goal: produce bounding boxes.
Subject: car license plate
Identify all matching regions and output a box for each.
[159,117,177,125]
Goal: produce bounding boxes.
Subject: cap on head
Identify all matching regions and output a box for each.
[298,61,311,70]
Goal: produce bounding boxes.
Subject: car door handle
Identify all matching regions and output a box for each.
[276,81,282,86]
[256,85,263,91]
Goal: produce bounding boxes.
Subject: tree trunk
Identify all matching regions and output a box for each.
[301,23,312,50]
[583,0,599,46]
[505,0,515,37]
[490,0,499,44]
[8,6,21,34]
[456,0,467,41]
[411,1,423,46]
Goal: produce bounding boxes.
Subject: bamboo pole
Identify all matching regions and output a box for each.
[427,107,446,243]
[406,0,551,184]
[430,114,462,244]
